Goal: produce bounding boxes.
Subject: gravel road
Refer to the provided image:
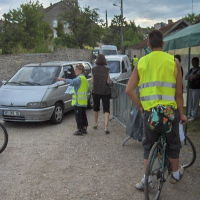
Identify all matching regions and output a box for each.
[0,108,200,200]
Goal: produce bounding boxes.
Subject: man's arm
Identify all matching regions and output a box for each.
[126,65,143,112]
[175,59,187,124]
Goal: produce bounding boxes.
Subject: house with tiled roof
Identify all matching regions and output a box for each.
[43,0,78,38]
[126,19,190,60]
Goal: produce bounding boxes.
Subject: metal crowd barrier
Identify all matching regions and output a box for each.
[111,79,132,127]
[111,79,142,145]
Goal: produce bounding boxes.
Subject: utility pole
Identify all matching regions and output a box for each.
[106,10,108,28]
[113,0,124,53]
[120,0,124,53]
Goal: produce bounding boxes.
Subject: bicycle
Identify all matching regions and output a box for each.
[0,123,8,154]
[144,132,196,200]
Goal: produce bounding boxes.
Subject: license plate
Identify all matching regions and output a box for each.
[3,110,21,116]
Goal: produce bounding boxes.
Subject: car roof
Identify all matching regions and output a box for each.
[23,61,91,67]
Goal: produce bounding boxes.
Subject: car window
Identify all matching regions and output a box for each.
[84,63,91,78]
[125,60,129,69]
[8,66,61,86]
[102,50,117,55]
[64,65,75,79]
[106,61,120,73]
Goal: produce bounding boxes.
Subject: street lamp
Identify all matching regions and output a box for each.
[113,0,124,53]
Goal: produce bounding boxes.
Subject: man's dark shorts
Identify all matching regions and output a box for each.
[92,93,110,113]
[142,109,182,159]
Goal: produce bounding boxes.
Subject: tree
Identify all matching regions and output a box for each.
[183,13,200,24]
[60,4,103,49]
[102,16,143,50]
[0,0,53,54]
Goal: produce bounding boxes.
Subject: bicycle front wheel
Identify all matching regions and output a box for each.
[0,123,8,153]
[144,142,165,200]
[179,135,196,169]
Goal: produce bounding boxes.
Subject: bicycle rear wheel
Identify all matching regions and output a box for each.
[0,123,8,153]
[179,135,196,169]
[144,142,166,200]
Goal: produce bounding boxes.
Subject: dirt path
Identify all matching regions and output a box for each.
[0,108,199,200]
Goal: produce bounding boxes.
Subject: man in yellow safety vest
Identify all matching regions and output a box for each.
[132,55,139,71]
[126,30,187,190]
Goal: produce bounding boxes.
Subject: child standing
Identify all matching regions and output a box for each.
[56,64,89,135]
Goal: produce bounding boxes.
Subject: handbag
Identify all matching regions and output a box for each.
[110,85,118,99]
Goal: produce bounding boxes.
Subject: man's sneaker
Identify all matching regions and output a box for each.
[73,130,83,136]
[135,178,153,190]
[82,129,87,134]
[170,166,184,184]
[188,117,195,122]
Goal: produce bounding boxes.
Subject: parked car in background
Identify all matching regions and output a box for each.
[0,61,93,124]
[105,55,132,82]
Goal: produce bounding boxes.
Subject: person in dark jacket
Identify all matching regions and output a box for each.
[185,57,200,121]
[91,54,111,134]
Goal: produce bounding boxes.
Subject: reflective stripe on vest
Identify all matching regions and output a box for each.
[72,75,89,106]
[140,94,175,101]
[138,51,177,110]
[140,81,176,89]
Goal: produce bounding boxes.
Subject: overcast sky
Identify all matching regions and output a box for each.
[0,0,199,27]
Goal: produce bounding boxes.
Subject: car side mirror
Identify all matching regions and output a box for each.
[122,68,127,73]
[2,80,6,85]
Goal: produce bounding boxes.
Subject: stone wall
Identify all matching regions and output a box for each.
[0,48,92,83]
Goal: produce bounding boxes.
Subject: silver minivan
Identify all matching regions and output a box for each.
[0,61,93,124]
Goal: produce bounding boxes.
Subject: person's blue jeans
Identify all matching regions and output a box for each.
[188,89,200,118]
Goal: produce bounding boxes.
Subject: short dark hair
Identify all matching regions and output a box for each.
[174,54,181,63]
[148,30,163,49]
[96,54,107,65]
[192,57,199,64]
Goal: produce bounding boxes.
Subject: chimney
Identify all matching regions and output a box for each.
[168,19,173,24]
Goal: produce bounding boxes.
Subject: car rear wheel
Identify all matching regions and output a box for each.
[50,103,63,124]
[87,94,93,109]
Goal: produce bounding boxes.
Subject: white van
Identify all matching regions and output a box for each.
[105,55,132,82]
[101,45,118,55]
[93,45,118,56]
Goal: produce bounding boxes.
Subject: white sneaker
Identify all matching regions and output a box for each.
[188,117,195,122]
[135,178,153,190]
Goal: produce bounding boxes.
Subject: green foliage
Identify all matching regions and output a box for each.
[54,21,65,38]
[54,34,79,48]
[0,0,53,54]
[183,13,200,24]
[59,4,103,49]
[102,16,143,50]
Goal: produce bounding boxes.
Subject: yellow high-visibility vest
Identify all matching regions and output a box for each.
[133,57,139,66]
[137,51,177,110]
[72,75,89,106]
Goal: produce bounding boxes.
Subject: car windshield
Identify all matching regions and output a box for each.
[8,66,61,86]
[102,50,117,55]
[106,61,120,73]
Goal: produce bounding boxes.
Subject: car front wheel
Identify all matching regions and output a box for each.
[50,102,64,124]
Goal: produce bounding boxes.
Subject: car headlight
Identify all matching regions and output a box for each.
[26,102,47,108]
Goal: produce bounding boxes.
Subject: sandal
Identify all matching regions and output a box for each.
[105,130,110,134]
[93,125,98,130]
